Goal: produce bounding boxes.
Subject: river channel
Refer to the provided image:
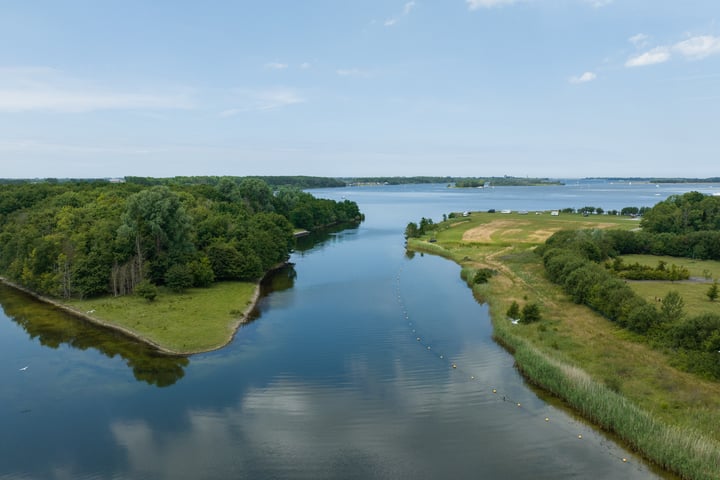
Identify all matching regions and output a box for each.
[2,181,717,479]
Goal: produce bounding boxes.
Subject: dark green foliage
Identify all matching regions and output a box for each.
[405,222,420,239]
[641,191,720,234]
[164,264,194,292]
[506,301,520,319]
[473,268,495,284]
[707,281,718,302]
[520,303,541,323]
[135,280,158,301]
[660,291,685,324]
[0,178,360,299]
[542,219,720,379]
[605,258,690,281]
[668,313,720,352]
[189,257,215,287]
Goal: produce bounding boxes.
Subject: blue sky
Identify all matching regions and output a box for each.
[1,1,719,179]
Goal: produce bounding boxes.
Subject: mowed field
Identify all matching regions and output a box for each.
[441,211,639,246]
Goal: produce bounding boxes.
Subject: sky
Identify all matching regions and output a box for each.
[1,0,719,179]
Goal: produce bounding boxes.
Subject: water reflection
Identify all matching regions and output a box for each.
[0,285,189,387]
[294,222,361,253]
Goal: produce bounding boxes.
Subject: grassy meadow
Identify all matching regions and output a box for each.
[67,281,258,354]
[617,254,720,318]
[408,211,720,480]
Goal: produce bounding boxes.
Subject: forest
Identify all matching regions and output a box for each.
[0,177,361,300]
[537,191,720,379]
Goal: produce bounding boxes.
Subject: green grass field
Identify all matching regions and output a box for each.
[67,281,258,354]
[614,254,720,317]
[409,212,720,479]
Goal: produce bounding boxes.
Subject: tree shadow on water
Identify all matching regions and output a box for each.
[0,285,189,388]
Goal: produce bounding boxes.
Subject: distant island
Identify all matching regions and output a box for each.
[341,176,563,187]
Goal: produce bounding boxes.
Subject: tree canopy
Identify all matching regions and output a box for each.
[0,178,362,299]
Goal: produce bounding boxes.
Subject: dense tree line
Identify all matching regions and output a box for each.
[0,178,361,299]
[537,221,720,380]
[123,175,347,189]
[404,217,436,239]
[641,191,720,234]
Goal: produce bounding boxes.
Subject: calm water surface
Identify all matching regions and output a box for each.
[3,181,715,479]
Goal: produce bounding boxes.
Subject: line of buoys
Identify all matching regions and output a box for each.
[395,262,641,470]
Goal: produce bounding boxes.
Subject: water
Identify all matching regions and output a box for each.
[3,181,714,479]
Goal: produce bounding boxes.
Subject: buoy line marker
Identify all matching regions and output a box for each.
[394,263,644,470]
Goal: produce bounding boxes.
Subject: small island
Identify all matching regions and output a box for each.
[406,192,720,480]
[0,176,362,355]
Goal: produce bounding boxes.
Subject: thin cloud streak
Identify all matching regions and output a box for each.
[0,89,194,112]
[569,71,597,84]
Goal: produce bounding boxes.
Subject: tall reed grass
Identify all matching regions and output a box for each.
[495,320,720,480]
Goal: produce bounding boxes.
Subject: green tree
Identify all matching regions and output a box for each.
[473,268,494,284]
[404,222,420,239]
[520,303,542,324]
[661,290,685,324]
[707,281,719,302]
[117,186,193,283]
[135,279,158,301]
[165,264,194,292]
[506,301,520,319]
[189,256,215,287]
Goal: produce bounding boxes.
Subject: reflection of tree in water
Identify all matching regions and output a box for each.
[294,222,360,254]
[0,285,188,387]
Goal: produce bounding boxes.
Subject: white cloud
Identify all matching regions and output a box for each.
[467,0,517,9]
[569,71,597,84]
[628,33,649,48]
[0,89,193,112]
[221,87,306,116]
[300,62,312,69]
[0,66,194,112]
[264,62,288,70]
[672,35,720,59]
[384,1,416,27]
[625,47,671,67]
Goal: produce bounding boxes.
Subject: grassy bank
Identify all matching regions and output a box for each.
[66,281,258,355]
[408,211,720,480]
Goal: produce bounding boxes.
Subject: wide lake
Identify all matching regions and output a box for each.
[2,181,718,479]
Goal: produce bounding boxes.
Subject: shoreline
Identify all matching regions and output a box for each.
[0,275,264,357]
[408,229,720,480]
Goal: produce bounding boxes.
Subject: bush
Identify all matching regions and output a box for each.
[135,279,158,301]
[189,256,215,287]
[165,264,194,292]
[506,301,520,319]
[520,303,542,323]
[473,268,495,284]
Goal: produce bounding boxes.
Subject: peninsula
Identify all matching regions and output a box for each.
[0,176,362,355]
[406,196,720,480]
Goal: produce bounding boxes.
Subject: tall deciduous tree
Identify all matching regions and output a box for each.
[117,186,193,284]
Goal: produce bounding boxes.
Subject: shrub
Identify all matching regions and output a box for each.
[506,301,520,319]
[473,268,495,284]
[165,264,194,292]
[135,279,158,301]
[520,303,542,324]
